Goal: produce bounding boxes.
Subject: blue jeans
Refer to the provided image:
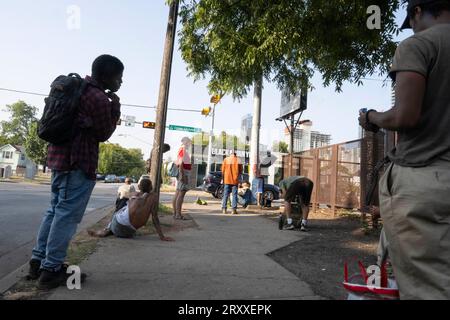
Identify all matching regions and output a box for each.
[32,170,95,272]
[238,190,254,207]
[222,184,238,209]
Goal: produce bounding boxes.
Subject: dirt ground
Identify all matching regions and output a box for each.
[267,208,382,300]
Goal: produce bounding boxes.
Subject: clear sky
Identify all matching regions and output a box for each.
[0,1,413,161]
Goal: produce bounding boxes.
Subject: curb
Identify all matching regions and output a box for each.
[0,180,51,186]
[0,180,18,184]
[0,205,114,295]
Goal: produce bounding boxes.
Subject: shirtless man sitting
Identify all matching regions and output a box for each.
[89,178,174,241]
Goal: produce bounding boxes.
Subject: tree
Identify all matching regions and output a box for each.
[1,101,38,145]
[98,143,146,177]
[0,134,9,147]
[24,122,48,170]
[273,141,289,153]
[192,132,247,150]
[179,0,400,182]
[179,0,400,97]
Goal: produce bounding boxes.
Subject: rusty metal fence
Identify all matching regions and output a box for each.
[282,130,390,215]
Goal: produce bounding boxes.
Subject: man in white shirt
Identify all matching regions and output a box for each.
[115,177,136,211]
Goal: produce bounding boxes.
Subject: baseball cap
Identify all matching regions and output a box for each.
[401,0,447,29]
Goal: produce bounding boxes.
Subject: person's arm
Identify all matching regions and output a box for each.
[360,36,432,133]
[360,72,426,131]
[177,147,186,181]
[151,211,174,242]
[129,192,174,241]
[88,90,121,142]
[221,160,226,184]
[145,193,174,242]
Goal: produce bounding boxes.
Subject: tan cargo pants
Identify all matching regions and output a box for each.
[379,159,450,300]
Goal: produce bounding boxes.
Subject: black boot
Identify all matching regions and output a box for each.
[26,259,42,281]
[38,264,87,290]
[37,268,66,290]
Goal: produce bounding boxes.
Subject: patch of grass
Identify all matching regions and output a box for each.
[66,236,99,266]
[337,209,362,221]
[136,204,173,236]
[64,208,116,265]
[158,203,172,215]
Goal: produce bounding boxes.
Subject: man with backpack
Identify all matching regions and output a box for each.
[27,55,125,290]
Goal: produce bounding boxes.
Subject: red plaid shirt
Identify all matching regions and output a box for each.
[47,76,121,180]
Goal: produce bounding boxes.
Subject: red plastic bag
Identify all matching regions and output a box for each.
[343,261,400,300]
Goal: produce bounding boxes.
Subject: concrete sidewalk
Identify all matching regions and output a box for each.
[48,201,321,300]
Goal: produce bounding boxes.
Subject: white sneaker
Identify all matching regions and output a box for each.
[300,223,308,232]
[283,224,295,231]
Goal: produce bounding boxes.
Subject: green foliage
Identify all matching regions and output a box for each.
[179,0,401,98]
[192,132,248,150]
[98,143,146,177]
[0,134,9,147]
[191,132,210,146]
[1,101,38,145]
[273,141,289,153]
[24,122,48,166]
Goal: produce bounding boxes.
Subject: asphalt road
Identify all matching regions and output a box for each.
[0,182,126,281]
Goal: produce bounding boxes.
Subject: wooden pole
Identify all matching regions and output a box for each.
[150,0,179,194]
[149,0,179,239]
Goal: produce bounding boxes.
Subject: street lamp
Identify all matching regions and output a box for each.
[205,104,216,174]
[206,95,222,174]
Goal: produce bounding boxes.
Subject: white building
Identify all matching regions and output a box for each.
[0,144,37,178]
[284,121,331,153]
[240,114,253,144]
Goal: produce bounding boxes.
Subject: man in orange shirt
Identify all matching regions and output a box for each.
[221,152,243,215]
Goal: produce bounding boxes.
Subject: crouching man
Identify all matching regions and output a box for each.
[279,176,314,232]
[89,178,173,241]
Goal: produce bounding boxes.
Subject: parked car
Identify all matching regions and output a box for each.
[96,174,105,181]
[104,174,118,183]
[202,172,280,202]
[117,176,127,183]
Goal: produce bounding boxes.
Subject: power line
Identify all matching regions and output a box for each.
[360,77,390,82]
[0,87,202,113]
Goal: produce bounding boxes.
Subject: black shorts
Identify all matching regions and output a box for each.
[284,178,314,205]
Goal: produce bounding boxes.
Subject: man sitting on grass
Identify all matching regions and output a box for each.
[89,178,173,241]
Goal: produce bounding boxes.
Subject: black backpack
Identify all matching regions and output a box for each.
[38,73,87,145]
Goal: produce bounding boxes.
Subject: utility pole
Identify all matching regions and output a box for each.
[150,0,179,195]
[289,115,295,177]
[249,77,262,183]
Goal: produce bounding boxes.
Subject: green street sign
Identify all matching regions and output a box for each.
[169,125,202,133]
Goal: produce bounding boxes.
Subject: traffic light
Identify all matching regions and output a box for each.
[143,121,156,129]
[201,106,212,116]
[210,94,222,105]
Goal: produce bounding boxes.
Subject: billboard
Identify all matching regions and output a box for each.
[280,88,308,119]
